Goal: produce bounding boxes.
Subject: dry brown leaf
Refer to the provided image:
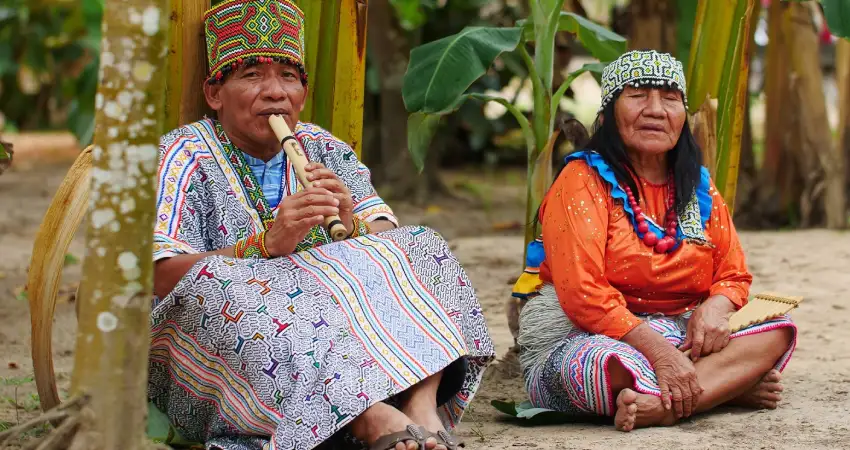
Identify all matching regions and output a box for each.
[492,221,522,231]
[0,137,13,176]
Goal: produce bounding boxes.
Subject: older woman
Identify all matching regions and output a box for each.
[515,50,796,431]
[149,1,494,449]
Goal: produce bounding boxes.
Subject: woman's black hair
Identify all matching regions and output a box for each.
[548,89,703,219]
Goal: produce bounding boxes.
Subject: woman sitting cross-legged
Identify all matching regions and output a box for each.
[515,50,796,431]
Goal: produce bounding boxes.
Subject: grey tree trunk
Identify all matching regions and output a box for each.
[69,0,169,448]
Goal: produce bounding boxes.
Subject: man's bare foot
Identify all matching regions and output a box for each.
[400,401,448,450]
[729,369,784,410]
[614,389,676,432]
[349,402,438,450]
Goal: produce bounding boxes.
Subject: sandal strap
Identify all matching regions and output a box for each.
[370,424,426,450]
[436,430,464,449]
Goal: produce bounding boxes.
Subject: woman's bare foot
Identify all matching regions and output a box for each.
[729,369,784,410]
[614,389,676,432]
[349,402,438,450]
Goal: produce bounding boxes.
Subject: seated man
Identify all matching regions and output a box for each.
[148,1,494,449]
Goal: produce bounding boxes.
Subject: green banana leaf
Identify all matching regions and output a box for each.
[406,112,443,172]
[823,0,850,39]
[490,400,610,426]
[402,26,524,114]
[518,12,627,63]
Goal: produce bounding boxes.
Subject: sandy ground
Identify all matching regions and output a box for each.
[1,161,849,449]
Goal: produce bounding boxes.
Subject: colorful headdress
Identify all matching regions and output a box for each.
[204,0,308,84]
[599,50,687,112]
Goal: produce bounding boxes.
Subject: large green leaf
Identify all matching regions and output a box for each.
[407,112,443,172]
[519,12,627,63]
[406,93,534,171]
[402,26,523,114]
[823,0,850,39]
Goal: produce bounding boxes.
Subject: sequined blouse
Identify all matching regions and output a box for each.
[538,159,752,340]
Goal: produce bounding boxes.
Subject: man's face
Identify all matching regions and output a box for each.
[204,62,308,150]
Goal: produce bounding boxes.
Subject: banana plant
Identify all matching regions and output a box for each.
[401,0,626,248]
[823,0,850,38]
[684,0,758,216]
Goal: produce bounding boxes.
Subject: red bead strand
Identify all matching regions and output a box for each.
[623,175,678,253]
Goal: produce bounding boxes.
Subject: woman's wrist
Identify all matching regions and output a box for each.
[704,294,737,316]
[621,322,678,364]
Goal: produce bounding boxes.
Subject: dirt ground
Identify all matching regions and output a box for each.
[2,160,849,449]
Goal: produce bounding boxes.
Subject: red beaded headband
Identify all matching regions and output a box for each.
[203,0,308,85]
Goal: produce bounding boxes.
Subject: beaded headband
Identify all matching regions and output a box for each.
[204,0,308,84]
[599,50,687,112]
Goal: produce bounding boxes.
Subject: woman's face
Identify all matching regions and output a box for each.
[614,85,686,156]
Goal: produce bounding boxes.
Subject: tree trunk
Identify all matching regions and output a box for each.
[786,3,846,228]
[368,0,442,203]
[627,0,677,53]
[759,0,792,223]
[69,0,168,447]
[837,39,850,204]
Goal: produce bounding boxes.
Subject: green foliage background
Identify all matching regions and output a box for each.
[0,0,103,146]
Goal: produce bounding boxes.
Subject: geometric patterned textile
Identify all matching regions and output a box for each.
[153,118,397,262]
[599,49,687,112]
[204,0,307,83]
[151,119,496,449]
[520,284,797,418]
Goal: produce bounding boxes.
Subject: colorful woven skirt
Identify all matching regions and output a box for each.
[148,226,495,450]
[519,284,796,417]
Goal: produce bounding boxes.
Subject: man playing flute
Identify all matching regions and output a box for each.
[149,1,495,449]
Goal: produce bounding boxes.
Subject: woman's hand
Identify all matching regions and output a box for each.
[264,187,339,256]
[651,345,702,419]
[683,295,736,362]
[305,163,354,234]
[621,322,702,419]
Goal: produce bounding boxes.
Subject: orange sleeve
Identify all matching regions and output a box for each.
[541,161,640,340]
[706,181,753,308]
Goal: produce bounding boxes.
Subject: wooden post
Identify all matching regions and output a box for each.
[298,0,368,158]
[165,0,212,132]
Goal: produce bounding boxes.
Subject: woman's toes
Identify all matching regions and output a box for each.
[762,400,778,409]
[614,389,639,432]
[764,369,782,383]
[761,381,783,393]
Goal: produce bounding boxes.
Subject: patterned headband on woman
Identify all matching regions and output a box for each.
[598,50,687,112]
[204,0,308,85]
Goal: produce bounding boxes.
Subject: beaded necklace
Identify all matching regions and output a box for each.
[623,173,678,253]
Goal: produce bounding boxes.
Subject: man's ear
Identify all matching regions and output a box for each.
[203,80,224,112]
[298,85,308,113]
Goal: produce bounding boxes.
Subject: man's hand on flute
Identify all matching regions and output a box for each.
[264,187,340,257]
[304,162,354,236]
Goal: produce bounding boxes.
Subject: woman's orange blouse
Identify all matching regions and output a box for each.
[539,159,752,340]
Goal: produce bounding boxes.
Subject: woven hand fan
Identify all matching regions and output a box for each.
[682,292,802,356]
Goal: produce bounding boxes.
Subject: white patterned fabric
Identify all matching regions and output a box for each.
[599,49,687,112]
[150,119,496,450]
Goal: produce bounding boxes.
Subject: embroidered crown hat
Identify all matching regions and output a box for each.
[598,49,687,112]
[204,0,308,84]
